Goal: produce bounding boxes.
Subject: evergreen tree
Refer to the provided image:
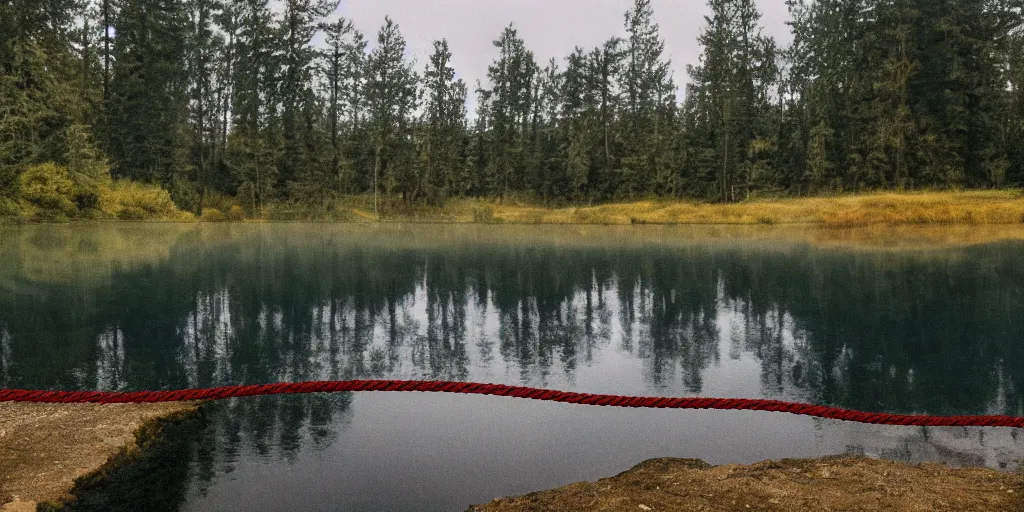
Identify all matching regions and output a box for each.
[483,24,537,198]
[689,0,778,201]
[2,0,1022,211]
[364,17,417,211]
[224,0,281,212]
[621,0,674,197]
[319,17,355,195]
[420,39,467,203]
[105,0,191,189]
[186,0,224,209]
[0,0,83,195]
[278,0,335,190]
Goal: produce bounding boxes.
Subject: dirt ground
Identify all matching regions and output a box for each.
[0,402,199,511]
[469,456,1024,512]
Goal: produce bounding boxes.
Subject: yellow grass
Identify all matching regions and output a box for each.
[97,180,194,221]
[10,188,1020,228]
[291,190,1024,227]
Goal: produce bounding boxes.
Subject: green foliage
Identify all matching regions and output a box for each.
[169,175,201,213]
[18,163,78,219]
[471,205,502,223]
[63,124,111,210]
[200,207,227,222]
[1,0,1022,210]
[419,39,468,205]
[226,205,245,221]
[99,180,188,221]
[365,17,418,209]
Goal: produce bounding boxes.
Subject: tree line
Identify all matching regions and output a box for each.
[2,0,1023,214]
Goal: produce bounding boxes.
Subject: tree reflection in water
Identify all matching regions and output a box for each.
[2,224,1023,508]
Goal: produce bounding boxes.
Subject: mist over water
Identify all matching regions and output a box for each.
[2,224,1023,511]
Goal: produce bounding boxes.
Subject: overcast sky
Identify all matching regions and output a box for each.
[335,0,794,108]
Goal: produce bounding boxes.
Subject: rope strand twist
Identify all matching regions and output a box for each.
[1,380,1021,428]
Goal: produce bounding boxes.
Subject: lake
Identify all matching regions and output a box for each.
[1,223,1023,511]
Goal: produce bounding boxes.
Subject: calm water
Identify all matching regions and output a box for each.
[2,223,1024,511]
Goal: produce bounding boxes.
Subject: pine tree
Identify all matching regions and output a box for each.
[0,0,83,195]
[689,0,779,201]
[561,47,595,200]
[589,37,625,199]
[421,39,467,203]
[224,0,281,212]
[365,17,418,211]
[104,0,191,189]
[535,58,564,201]
[319,18,354,194]
[1005,11,1024,185]
[483,24,537,198]
[278,0,335,190]
[185,0,224,209]
[621,0,674,197]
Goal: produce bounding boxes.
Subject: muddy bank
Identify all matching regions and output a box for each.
[469,456,1024,512]
[0,402,200,511]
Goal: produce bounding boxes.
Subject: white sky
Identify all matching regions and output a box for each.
[335,0,794,108]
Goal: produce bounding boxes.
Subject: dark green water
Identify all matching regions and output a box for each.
[2,224,1023,511]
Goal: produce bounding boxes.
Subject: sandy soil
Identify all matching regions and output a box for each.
[0,402,199,511]
[469,456,1024,512]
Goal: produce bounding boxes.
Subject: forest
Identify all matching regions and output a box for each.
[1,0,1023,219]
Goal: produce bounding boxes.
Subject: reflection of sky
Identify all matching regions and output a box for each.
[159,277,811,399]
[58,266,1013,424]
[181,393,1024,512]
[7,225,1024,511]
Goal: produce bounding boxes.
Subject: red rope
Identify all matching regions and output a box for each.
[1,380,1021,428]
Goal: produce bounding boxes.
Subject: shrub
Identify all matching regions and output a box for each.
[226,205,245,221]
[472,206,501,224]
[98,180,190,221]
[0,197,21,218]
[169,176,201,213]
[201,191,237,213]
[18,163,79,219]
[64,124,112,212]
[200,207,227,222]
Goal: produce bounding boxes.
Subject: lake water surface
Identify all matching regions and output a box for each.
[2,224,1023,511]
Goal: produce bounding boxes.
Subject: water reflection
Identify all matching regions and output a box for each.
[2,224,1021,417]
[54,394,1024,512]
[2,224,1024,509]
[55,393,353,512]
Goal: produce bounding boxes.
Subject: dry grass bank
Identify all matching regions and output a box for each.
[10,189,1024,227]
[0,402,199,511]
[445,191,1024,226]
[244,190,1024,227]
[469,456,1024,512]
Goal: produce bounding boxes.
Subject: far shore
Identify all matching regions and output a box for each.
[197,190,1024,227]
[5,190,1024,228]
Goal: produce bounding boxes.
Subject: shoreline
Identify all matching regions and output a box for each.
[0,402,201,511]
[5,191,1024,227]
[2,402,1023,511]
[469,456,1024,511]
[6,219,1024,252]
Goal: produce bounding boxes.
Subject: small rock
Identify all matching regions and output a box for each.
[639,506,652,511]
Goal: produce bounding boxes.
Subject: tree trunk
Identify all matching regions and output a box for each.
[103,0,109,100]
[221,26,233,166]
[374,138,382,215]
[331,48,340,187]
